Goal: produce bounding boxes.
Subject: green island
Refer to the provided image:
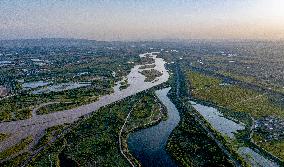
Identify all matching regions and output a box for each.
[139,64,156,69]
[120,91,167,166]
[139,69,163,82]
[119,78,130,90]
[36,102,78,115]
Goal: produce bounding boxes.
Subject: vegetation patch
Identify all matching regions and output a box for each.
[0,152,30,167]
[140,56,155,65]
[0,136,33,161]
[167,109,235,166]
[33,125,65,151]
[139,64,155,69]
[0,133,9,142]
[119,78,130,90]
[0,47,140,122]
[188,71,284,118]
[187,70,284,162]
[166,64,248,166]
[253,133,284,160]
[36,102,78,115]
[139,69,162,82]
[120,92,166,166]
[27,91,162,167]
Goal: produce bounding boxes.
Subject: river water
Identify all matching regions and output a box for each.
[0,52,169,152]
[128,88,180,167]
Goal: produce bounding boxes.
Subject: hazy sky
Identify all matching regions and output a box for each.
[1,0,284,41]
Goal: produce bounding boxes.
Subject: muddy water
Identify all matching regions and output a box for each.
[0,52,169,152]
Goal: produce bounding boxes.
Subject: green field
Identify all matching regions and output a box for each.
[187,70,284,162]
[188,71,284,118]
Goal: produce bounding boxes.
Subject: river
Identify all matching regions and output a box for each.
[0,52,169,152]
[128,88,180,167]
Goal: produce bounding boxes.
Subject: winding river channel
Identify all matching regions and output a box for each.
[1,51,278,167]
[0,52,169,152]
[128,88,180,167]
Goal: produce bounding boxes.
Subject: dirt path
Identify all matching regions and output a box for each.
[119,107,136,167]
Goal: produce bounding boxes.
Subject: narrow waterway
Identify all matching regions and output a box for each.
[190,101,245,138]
[127,87,180,167]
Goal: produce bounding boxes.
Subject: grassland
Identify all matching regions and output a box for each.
[188,71,284,118]
[218,71,284,94]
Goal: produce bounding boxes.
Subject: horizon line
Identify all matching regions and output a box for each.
[1,37,284,43]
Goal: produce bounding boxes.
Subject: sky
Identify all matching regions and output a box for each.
[1,0,284,41]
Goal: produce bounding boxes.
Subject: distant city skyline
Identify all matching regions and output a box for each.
[1,0,284,41]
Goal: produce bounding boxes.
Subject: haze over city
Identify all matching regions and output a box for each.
[1,0,284,41]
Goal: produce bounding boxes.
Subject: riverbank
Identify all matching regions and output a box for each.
[165,63,247,166]
[21,90,164,167]
[119,90,168,167]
